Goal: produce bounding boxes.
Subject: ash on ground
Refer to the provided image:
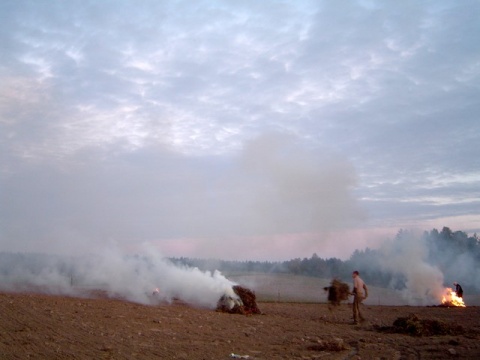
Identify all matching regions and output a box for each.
[216,285,261,315]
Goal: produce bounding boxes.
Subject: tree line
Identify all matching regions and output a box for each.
[0,226,477,293]
[171,227,480,292]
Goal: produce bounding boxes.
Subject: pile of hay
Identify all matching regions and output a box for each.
[216,285,261,315]
[376,314,464,336]
[324,279,350,306]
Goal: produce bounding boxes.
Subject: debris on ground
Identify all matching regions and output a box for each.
[307,337,349,352]
[375,313,464,336]
[230,353,250,359]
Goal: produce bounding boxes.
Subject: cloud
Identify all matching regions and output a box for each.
[1,0,479,260]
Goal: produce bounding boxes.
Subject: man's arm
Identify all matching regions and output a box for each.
[363,284,368,298]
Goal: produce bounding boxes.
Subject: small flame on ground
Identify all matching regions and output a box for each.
[441,287,466,307]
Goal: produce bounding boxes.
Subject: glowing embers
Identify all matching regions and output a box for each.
[441,288,466,307]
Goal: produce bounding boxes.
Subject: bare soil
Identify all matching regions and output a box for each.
[1,291,479,359]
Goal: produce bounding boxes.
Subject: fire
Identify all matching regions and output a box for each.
[441,287,466,307]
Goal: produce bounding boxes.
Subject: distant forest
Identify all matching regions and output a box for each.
[171,227,480,293]
[1,227,478,294]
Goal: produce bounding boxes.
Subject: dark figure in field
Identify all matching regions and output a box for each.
[453,282,463,298]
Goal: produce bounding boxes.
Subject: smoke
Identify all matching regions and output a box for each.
[377,232,443,304]
[0,130,366,304]
[352,230,480,305]
[0,131,364,260]
[363,230,452,305]
[233,132,364,236]
[0,246,235,308]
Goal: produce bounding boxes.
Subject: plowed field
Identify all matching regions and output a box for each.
[1,291,479,359]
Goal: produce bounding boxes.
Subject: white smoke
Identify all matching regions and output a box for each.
[377,231,444,305]
[0,131,364,261]
[0,246,235,308]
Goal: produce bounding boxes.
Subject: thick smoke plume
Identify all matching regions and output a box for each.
[377,233,445,305]
[352,229,479,305]
[0,131,363,261]
[0,247,235,308]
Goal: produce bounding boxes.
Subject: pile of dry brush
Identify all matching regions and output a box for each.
[376,314,464,336]
[324,279,350,306]
[216,285,261,315]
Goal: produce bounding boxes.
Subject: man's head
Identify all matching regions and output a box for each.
[352,270,359,278]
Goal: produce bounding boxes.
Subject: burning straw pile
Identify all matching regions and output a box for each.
[216,285,261,315]
[324,279,350,306]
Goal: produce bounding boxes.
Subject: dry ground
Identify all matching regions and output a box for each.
[1,291,479,359]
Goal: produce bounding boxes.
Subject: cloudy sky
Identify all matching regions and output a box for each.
[1,0,479,261]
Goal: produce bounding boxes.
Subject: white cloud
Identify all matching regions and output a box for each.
[1,0,479,260]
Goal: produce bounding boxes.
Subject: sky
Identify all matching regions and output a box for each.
[1,0,480,262]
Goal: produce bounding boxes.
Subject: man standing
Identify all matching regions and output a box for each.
[351,270,368,325]
[453,282,464,298]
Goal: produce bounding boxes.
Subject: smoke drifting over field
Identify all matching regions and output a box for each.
[0,247,235,308]
[2,0,480,305]
[376,233,445,305]
[350,229,480,305]
[0,132,366,305]
[1,132,363,261]
[1,228,478,307]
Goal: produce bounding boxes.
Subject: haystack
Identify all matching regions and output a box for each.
[324,278,350,306]
[216,285,261,315]
[376,314,464,336]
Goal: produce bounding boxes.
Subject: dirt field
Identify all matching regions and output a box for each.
[1,291,479,360]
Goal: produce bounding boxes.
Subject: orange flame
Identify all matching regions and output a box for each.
[441,287,466,307]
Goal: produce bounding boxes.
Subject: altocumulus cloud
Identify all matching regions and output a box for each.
[1,0,480,261]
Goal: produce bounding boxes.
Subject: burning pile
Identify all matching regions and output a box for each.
[324,278,350,306]
[441,288,466,307]
[216,285,261,315]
